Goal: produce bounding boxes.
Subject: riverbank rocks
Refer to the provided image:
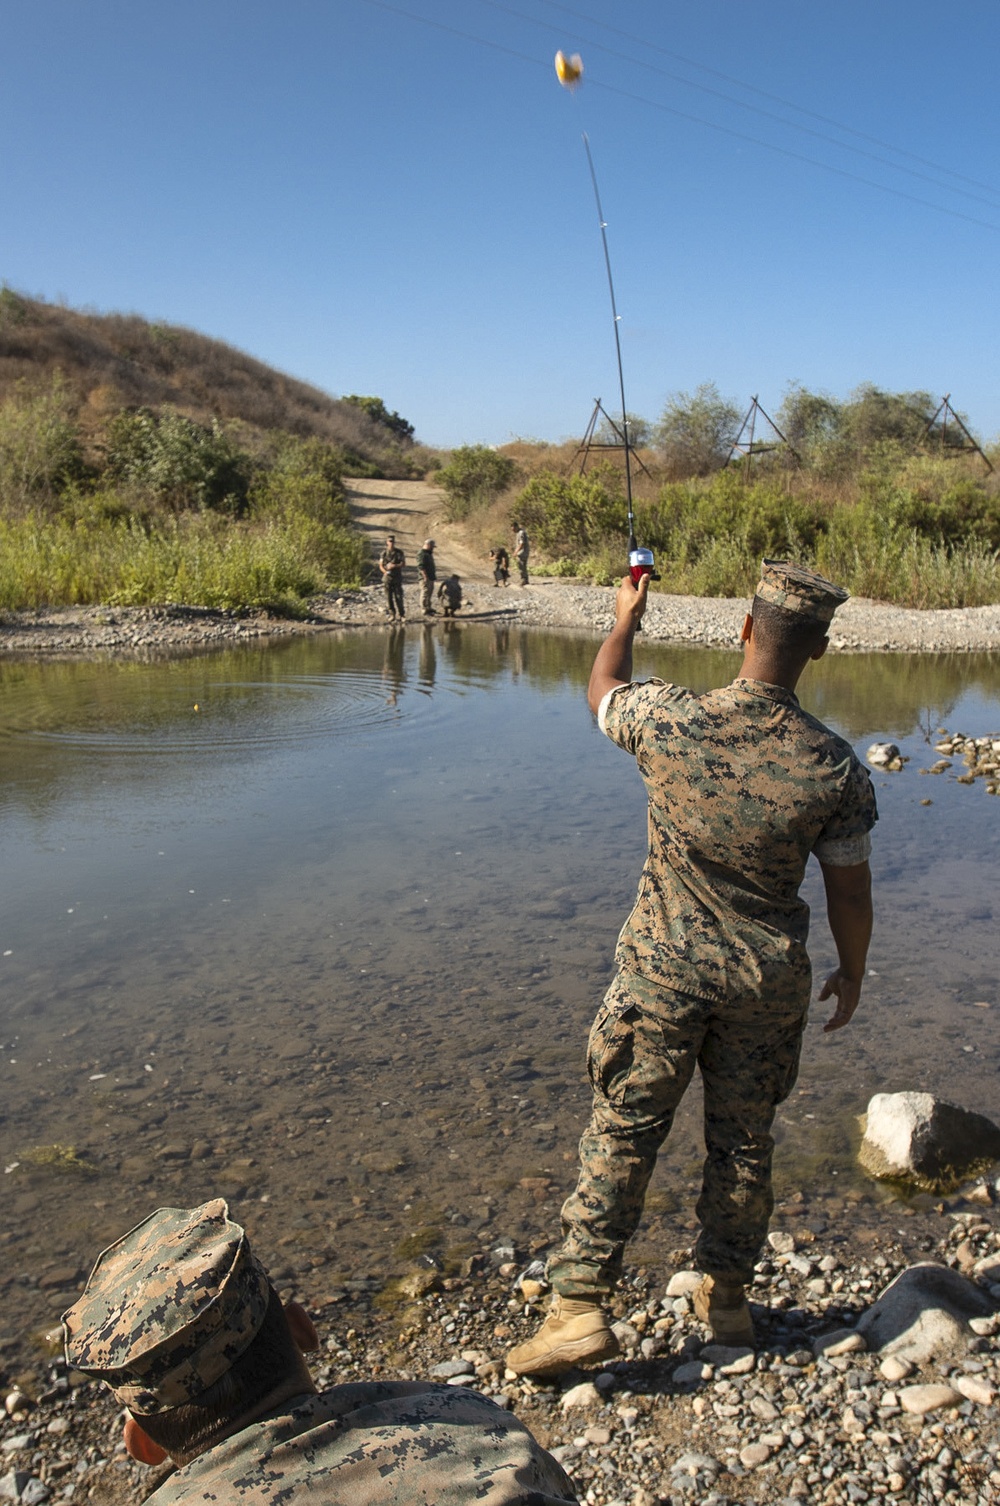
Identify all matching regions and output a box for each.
[859,1091,1000,1190]
[867,741,904,769]
[856,1262,995,1365]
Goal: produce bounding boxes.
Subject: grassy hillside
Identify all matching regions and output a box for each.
[0,289,443,614]
[0,287,430,473]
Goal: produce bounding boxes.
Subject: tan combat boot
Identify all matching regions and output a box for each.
[506,1294,620,1377]
[692,1275,755,1346]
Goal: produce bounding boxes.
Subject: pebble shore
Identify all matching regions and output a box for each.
[3,1186,999,1506]
[2,581,1000,657]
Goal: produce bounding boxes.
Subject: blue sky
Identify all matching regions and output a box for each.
[3,0,999,448]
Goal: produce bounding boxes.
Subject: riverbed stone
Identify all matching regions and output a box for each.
[856,1262,994,1364]
[898,1383,963,1415]
[859,1091,1000,1188]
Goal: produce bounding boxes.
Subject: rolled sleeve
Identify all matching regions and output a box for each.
[814,831,872,866]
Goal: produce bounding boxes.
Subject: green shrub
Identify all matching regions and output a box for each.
[436,446,518,519]
[0,373,84,503]
[103,408,253,514]
[515,469,624,554]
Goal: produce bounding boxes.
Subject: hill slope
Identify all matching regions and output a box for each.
[0,288,417,465]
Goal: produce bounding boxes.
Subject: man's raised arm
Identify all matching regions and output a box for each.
[587,574,649,714]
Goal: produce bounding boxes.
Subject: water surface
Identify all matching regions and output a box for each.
[2,626,998,1363]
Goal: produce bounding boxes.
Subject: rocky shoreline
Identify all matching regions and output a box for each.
[2,582,1000,658]
[2,1187,998,1506]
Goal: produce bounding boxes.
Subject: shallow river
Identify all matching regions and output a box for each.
[1,625,998,1364]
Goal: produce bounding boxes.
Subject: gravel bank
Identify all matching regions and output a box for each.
[3,1190,998,1506]
[3,583,1000,658]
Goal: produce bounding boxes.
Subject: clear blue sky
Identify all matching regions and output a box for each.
[3,0,999,448]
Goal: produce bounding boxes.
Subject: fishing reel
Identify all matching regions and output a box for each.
[628,541,660,586]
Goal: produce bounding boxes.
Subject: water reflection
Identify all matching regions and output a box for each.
[0,627,998,1370]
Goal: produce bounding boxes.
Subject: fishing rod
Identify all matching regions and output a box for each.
[579,126,657,589]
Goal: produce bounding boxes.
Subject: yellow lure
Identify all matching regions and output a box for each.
[554,50,583,90]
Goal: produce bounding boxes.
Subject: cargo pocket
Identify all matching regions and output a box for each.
[587,999,640,1109]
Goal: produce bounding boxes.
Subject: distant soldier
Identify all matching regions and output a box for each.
[508,560,877,1377]
[490,546,510,586]
[416,538,437,615]
[437,573,463,617]
[512,522,529,585]
[63,1199,577,1505]
[378,534,405,621]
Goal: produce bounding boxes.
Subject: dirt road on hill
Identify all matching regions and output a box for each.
[344,477,495,587]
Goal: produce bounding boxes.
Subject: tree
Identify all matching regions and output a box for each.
[342,395,415,444]
[653,383,740,477]
[595,412,651,448]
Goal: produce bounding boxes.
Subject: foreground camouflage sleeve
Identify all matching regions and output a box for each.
[150,1382,578,1505]
[600,679,672,755]
[812,746,878,854]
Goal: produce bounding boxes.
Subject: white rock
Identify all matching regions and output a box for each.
[867,742,901,766]
[898,1383,963,1415]
[953,1374,995,1406]
[560,1381,601,1410]
[813,1328,866,1357]
[879,1355,914,1382]
[767,1231,796,1255]
[859,1091,1000,1186]
[740,1442,772,1467]
[665,1270,703,1297]
[856,1262,994,1365]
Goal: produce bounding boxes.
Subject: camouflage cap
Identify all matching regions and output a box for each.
[755,559,849,624]
[62,1199,270,1416]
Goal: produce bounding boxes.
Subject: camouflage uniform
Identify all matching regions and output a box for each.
[549,564,877,1295]
[417,541,437,615]
[63,1201,577,1505]
[437,575,463,616]
[380,543,406,620]
[513,527,529,585]
[150,1383,577,1504]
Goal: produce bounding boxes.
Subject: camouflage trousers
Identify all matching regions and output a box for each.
[548,969,809,1295]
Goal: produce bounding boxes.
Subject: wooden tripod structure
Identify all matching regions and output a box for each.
[920,395,993,473]
[727,396,800,477]
[570,399,652,479]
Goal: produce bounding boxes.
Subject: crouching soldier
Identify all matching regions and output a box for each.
[63,1199,578,1504]
[437,573,463,617]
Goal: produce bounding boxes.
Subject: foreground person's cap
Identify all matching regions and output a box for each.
[62,1199,270,1415]
[755,559,849,623]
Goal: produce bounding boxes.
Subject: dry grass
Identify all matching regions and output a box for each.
[0,289,436,476]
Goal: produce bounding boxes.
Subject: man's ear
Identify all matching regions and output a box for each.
[740,613,753,644]
[123,1415,168,1466]
[284,1300,319,1353]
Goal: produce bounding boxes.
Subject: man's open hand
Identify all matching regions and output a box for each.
[818,968,863,1032]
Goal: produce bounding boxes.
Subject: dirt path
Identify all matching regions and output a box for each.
[344,477,493,586]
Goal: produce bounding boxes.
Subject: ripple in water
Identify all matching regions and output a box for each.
[3,671,417,756]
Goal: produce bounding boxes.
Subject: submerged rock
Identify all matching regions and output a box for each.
[859,1091,1000,1190]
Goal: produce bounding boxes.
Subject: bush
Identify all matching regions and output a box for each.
[103,408,253,514]
[515,469,625,555]
[0,373,84,504]
[435,446,518,519]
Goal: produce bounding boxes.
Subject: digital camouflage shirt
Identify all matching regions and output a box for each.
[600,677,877,1005]
[149,1381,578,1505]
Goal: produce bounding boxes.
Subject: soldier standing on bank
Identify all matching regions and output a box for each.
[64,1199,577,1504]
[512,522,529,585]
[378,534,406,621]
[508,560,876,1377]
[417,537,437,616]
